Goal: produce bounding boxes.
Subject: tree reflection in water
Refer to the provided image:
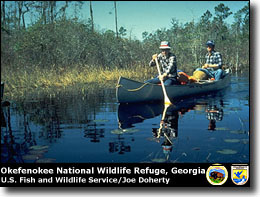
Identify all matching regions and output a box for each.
[1,83,249,163]
[109,135,131,155]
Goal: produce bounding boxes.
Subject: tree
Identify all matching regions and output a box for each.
[1,1,6,27]
[119,26,126,37]
[214,3,233,24]
[49,1,57,24]
[89,1,94,32]
[114,1,118,38]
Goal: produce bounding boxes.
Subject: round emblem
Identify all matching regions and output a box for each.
[206,164,228,185]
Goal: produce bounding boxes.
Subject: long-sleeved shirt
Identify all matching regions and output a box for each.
[205,50,223,71]
[149,52,177,79]
[206,105,223,121]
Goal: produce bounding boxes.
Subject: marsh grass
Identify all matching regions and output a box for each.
[1,64,156,100]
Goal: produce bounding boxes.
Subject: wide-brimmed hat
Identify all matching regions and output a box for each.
[159,41,171,49]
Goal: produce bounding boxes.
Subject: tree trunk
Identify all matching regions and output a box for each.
[22,2,31,29]
[114,1,118,38]
[42,1,47,24]
[50,1,56,24]
[1,1,6,26]
[90,1,94,32]
[236,48,239,72]
[18,1,23,30]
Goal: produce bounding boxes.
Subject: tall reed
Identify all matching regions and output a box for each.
[1,64,156,100]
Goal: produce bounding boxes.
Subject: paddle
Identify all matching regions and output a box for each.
[155,58,172,105]
[157,103,172,145]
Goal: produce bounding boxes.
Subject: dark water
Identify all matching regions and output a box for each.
[1,74,249,163]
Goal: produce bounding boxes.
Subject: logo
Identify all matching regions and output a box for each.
[206,164,228,185]
[231,165,249,185]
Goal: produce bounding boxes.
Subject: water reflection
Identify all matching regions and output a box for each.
[109,135,131,155]
[117,94,229,162]
[1,101,24,163]
[0,75,249,163]
[206,100,224,131]
[84,122,105,143]
[152,105,179,161]
[1,88,117,163]
[118,103,163,129]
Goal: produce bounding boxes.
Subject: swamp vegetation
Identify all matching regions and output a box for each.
[1,2,249,100]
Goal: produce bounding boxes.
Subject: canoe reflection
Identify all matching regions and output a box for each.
[118,102,164,129]
[117,100,196,130]
[117,96,225,162]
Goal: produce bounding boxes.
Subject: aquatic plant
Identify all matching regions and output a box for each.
[1,64,155,100]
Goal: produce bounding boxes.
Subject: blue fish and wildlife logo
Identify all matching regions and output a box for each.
[206,164,228,185]
[231,165,249,185]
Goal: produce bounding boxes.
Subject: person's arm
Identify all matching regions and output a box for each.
[164,55,177,77]
[202,64,219,69]
[149,54,158,67]
[203,53,222,69]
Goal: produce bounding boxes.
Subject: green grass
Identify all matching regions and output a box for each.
[1,64,156,100]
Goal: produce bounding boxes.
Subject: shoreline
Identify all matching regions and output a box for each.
[1,65,155,101]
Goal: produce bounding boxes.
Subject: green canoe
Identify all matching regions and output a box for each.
[116,69,231,103]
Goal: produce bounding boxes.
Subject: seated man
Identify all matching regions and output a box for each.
[196,40,223,80]
[145,41,179,86]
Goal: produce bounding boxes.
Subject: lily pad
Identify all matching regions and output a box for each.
[152,158,167,163]
[123,128,140,133]
[29,145,49,150]
[217,149,237,155]
[111,128,140,134]
[92,119,109,123]
[27,150,48,155]
[146,137,158,142]
[230,130,246,134]
[224,139,240,143]
[215,127,230,131]
[229,107,242,111]
[36,158,56,163]
[111,129,124,134]
[22,154,41,160]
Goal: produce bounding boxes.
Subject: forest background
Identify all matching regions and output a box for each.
[1,1,249,94]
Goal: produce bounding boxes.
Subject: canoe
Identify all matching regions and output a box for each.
[116,69,231,103]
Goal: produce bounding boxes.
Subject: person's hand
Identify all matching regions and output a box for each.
[159,73,166,81]
[152,54,158,60]
[202,64,209,69]
[159,75,164,81]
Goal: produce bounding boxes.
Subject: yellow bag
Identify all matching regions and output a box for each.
[191,70,208,81]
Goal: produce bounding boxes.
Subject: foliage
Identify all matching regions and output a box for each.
[1,1,249,82]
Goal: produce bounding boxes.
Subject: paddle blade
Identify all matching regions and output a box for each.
[164,97,172,106]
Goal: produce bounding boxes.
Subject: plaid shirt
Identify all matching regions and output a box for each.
[205,50,222,70]
[149,52,177,79]
[206,106,223,121]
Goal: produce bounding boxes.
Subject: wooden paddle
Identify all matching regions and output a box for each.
[155,58,172,106]
[157,103,172,143]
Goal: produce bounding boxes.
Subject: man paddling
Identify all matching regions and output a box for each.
[145,41,179,86]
